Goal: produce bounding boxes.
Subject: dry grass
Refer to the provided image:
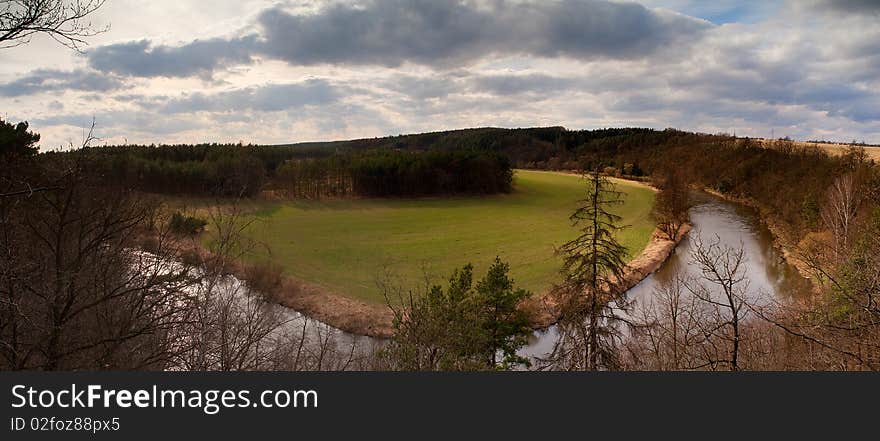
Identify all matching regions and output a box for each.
[755,138,880,161]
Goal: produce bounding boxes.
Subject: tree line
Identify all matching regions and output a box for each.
[4,118,880,370]
[275,149,512,198]
[55,142,512,198]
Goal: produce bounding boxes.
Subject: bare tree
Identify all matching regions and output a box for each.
[0,153,194,370]
[653,169,691,241]
[751,213,880,371]
[0,0,108,50]
[821,173,861,256]
[625,276,710,370]
[685,236,750,371]
[168,201,369,371]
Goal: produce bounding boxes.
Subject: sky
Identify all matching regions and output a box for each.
[2,0,880,148]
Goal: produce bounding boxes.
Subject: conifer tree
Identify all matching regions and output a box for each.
[550,169,631,371]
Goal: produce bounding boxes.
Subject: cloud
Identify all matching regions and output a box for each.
[256,0,711,67]
[157,79,340,113]
[76,1,711,79]
[10,0,880,146]
[471,73,579,95]
[378,74,463,100]
[810,0,880,14]
[0,69,126,97]
[87,36,258,78]
[80,0,713,79]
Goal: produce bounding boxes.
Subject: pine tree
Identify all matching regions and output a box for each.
[550,169,631,371]
[476,257,532,369]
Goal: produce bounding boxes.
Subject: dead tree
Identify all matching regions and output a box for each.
[625,276,711,370]
[685,236,750,371]
[0,0,108,50]
[0,154,194,370]
[653,169,691,241]
[821,173,861,257]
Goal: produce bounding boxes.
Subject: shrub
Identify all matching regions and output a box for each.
[244,261,285,299]
[169,211,208,236]
[178,248,203,267]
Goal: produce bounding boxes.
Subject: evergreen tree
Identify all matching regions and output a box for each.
[550,169,631,371]
[382,259,532,371]
[0,119,40,157]
[476,257,532,369]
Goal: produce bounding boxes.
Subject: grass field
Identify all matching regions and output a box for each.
[236,170,656,304]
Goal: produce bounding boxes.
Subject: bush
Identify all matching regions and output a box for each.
[178,248,203,267]
[244,261,285,299]
[716,178,734,194]
[168,212,207,236]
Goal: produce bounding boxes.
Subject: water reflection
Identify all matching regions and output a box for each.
[520,192,812,361]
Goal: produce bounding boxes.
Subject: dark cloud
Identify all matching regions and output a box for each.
[0,69,126,97]
[668,60,874,117]
[812,0,880,14]
[87,36,258,78]
[158,79,339,113]
[257,0,711,67]
[829,97,880,122]
[79,1,710,78]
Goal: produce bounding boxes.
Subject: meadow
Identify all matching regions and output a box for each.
[238,170,656,304]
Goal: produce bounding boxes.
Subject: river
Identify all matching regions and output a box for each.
[518,191,813,361]
[233,191,813,364]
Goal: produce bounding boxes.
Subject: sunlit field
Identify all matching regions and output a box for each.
[235,170,655,304]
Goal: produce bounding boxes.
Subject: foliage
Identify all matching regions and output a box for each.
[276,148,512,198]
[548,171,632,371]
[168,211,207,236]
[475,257,533,369]
[382,258,532,371]
[77,142,511,198]
[0,118,40,157]
[235,171,656,304]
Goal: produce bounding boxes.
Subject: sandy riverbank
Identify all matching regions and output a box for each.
[523,222,692,329]
[162,171,676,338]
[264,221,692,337]
[258,172,679,337]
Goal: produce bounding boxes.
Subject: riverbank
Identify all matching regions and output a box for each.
[258,171,673,336]
[524,222,692,329]
[159,236,397,338]
[156,170,668,338]
[245,221,691,337]
[701,188,816,286]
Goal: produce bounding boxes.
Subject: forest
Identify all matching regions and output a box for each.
[2,117,880,371]
[70,126,869,247]
[79,142,512,197]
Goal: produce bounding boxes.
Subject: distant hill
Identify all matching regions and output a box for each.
[269,126,700,169]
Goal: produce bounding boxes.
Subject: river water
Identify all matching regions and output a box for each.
[518,192,813,361]
[236,191,813,364]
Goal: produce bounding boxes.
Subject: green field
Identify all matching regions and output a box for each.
[241,170,656,304]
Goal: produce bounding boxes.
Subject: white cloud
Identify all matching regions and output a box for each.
[2,0,879,147]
